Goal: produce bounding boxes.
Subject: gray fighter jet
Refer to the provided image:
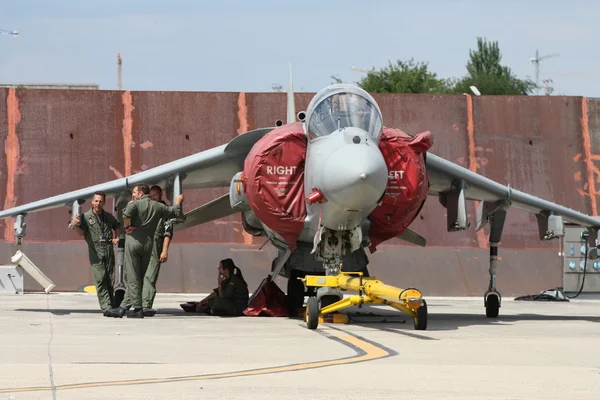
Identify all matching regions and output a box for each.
[1,68,599,320]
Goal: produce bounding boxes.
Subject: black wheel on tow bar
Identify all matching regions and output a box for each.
[485,294,500,318]
[413,299,428,330]
[305,296,319,330]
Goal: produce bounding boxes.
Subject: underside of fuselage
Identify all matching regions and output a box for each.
[238,208,372,316]
[238,207,371,277]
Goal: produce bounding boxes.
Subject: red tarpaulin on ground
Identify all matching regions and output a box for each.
[243,278,289,317]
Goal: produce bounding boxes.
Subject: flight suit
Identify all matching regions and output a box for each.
[121,195,183,311]
[209,274,250,316]
[142,214,175,309]
[78,209,121,311]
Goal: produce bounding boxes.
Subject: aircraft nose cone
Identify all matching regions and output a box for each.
[321,144,388,209]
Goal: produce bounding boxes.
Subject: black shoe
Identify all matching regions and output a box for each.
[127,308,144,318]
[106,307,127,318]
[143,308,156,317]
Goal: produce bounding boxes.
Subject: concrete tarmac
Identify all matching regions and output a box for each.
[1,292,599,399]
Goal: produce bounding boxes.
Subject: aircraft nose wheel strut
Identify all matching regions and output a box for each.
[302,272,428,331]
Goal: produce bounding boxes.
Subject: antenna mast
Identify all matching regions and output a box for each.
[530,49,559,95]
[117,51,122,90]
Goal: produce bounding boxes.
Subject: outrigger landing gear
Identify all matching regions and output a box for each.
[302,270,427,330]
[481,204,507,319]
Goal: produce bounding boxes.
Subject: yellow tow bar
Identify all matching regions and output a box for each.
[301,271,427,330]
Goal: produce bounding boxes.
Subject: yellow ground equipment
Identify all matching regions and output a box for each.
[302,271,427,330]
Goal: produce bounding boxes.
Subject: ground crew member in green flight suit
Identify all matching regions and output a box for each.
[70,191,121,316]
[180,259,249,316]
[107,184,184,318]
[141,185,176,317]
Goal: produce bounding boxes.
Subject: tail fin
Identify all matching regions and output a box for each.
[287,62,296,124]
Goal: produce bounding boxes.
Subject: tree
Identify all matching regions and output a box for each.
[357,59,454,94]
[449,37,536,95]
[350,37,535,95]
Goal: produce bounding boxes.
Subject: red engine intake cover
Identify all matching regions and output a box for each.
[242,122,307,250]
[367,127,433,253]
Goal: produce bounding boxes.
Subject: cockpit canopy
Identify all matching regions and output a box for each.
[304,84,383,141]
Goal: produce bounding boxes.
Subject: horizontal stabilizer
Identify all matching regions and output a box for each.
[173,193,237,232]
[397,229,427,247]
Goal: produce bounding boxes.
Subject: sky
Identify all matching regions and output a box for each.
[1,0,599,96]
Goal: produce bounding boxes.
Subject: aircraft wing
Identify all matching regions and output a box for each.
[425,153,600,232]
[0,127,272,221]
[0,64,302,243]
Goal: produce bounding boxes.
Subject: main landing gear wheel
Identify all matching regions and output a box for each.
[320,295,338,308]
[485,293,500,318]
[413,299,428,330]
[305,297,319,330]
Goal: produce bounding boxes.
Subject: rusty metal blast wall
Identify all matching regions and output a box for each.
[1,89,598,296]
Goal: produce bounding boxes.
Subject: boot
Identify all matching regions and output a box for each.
[127,308,144,318]
[180,302,198,313]
[106,307,127,318]
[143,308,156,317]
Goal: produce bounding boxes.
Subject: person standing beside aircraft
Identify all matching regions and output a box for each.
[107,184,184,318]
[69,191,121,316]
[141,185,176,316]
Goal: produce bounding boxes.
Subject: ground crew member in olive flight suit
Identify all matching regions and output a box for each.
[141,185,176,316]
[70,191,121,316]
[180,258,249,316]
[107,184,183,318]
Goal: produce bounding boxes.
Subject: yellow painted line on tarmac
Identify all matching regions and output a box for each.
[0,329,395,394]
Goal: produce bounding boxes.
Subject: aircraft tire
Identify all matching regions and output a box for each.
[413,300,428,330]
[286,270,306,317]
[306,297,319,330]
[485,294,500,318]
[320,295,339,308]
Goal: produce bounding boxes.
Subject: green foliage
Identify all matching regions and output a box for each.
[449,37,537,95]
[355,37,536,95]
[466,37,507,77]
[450,74,537,95]
[357,59,454,94]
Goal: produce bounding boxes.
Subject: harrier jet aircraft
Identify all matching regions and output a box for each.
[1,68,600,325]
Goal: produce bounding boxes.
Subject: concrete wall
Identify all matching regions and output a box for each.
[1,88,598,296]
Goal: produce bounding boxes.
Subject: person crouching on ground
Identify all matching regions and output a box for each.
[181,259,249,316]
